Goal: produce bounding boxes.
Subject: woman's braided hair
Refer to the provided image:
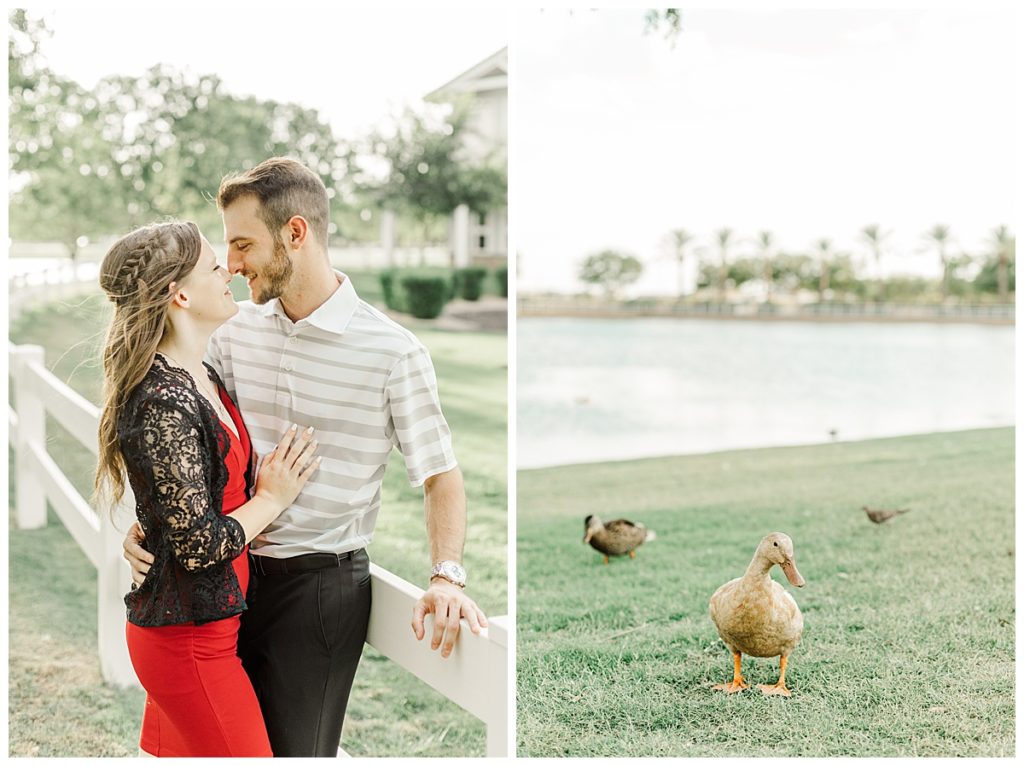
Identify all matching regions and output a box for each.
[94,221,203,506]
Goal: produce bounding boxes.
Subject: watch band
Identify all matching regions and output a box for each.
[430,572,466,589]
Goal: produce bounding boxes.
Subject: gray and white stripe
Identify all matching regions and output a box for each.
[207,274,457,558]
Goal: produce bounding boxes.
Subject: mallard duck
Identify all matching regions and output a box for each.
[583,515,656,564]
[709,532,805,696]
[862,506,910,524]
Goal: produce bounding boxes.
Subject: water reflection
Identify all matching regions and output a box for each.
[518,317,1014,468]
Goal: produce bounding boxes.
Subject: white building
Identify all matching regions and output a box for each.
[426,47,508,268]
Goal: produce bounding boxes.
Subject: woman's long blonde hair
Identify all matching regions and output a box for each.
[94,221,203,506]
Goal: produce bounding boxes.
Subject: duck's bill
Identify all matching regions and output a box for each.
[583,531,593,544]
[781,559,806,587]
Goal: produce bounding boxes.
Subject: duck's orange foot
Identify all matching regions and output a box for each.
[712,679,749,693]
[757,682,792,697]
[628,550,636,559]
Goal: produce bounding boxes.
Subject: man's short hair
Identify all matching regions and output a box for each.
[217,157,330,248]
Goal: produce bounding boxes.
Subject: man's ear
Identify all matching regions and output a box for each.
[285,215,309,250]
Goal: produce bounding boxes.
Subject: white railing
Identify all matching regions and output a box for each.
[8,262,101,321]
[8,343,508,757]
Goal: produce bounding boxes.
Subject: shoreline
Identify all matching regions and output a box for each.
[519,300,1015,326]
[517,424,1015,473]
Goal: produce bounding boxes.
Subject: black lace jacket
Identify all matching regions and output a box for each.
[120,353,255,627]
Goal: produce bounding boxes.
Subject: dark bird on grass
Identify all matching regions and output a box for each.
[583,515,655,565]
[862,506,910,524]
[710,532,805,697]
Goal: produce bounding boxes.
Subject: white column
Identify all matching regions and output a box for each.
[98,490,142,688]
[380,210,396,268]
[12,344,47,530]
[493,207,507,258]
[453,204,471,269]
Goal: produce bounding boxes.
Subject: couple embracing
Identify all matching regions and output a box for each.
[93,157,487,757]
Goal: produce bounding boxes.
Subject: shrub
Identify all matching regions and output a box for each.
[455,267,488,301]
[495,265,508,297]
[400,274,449,319]
[379,271,400,311]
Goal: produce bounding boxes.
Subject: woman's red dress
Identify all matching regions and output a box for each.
[125,387,272,757]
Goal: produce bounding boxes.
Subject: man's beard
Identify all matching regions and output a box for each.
[251,238,293,304]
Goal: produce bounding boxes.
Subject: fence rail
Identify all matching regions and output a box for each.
[8,342,508,757]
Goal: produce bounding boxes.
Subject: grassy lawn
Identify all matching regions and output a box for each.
[8,287,507,757]
[517,428,1015,757]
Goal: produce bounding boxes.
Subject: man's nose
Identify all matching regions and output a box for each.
[227,251,243,274]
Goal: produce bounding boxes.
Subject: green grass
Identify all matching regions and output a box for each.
[517,428,1015,757]
[8,288,507,757]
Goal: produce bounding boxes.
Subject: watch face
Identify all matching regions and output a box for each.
[440,561,465,582]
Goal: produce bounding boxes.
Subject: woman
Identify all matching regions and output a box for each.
[94,221,320,757]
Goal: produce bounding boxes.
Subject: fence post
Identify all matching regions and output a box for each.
[484,616,510,757]
[97,489,141,688]
[12,344,47,530]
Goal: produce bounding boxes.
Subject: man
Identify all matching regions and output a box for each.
[123,157,487,757]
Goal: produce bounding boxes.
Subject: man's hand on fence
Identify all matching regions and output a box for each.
[411,580,489,659]
[123,521,154,587]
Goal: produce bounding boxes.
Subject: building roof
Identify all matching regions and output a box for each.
[425,47,508,101]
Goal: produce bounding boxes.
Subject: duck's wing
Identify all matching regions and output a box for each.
[709,578,743,644]
[605,519,648,548]
[605,519,640,533]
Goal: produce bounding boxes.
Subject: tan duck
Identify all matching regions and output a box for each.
[583,515,656,564]
[709,532,805,696]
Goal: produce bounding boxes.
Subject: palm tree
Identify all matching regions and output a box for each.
[755,230,775,303]
[860,224,890,302]
[814,238,833,301]
[667,228,696,297]
[714,228,734,302]
[988,224,1013,301]
[923,224,953,299]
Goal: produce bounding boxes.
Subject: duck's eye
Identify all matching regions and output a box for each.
[773,542,778,547]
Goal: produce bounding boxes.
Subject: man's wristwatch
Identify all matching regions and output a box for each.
[430,560,466,589]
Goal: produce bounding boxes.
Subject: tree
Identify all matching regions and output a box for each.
[665,228,695,296]
[860,224,890,302]
[923,224,954,300]
[9,11,126,259]
[359,100,507,265]
[93,66,344,234]
[988,224,1014,301]
[973,246,1015,297]
[755,230,775,303]
[579,250,643,299]
[713,228,734,301]
[643,9,683,45]
[813,238,834,300]
[10,39,348,254]
[772,252,817,293]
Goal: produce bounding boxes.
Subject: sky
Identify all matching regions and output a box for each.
[514,8,1016,295]
[22,3,508,141]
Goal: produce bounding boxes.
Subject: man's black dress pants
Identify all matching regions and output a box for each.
[238,549,372,757]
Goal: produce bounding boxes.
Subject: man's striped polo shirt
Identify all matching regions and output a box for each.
[206,272,457,559]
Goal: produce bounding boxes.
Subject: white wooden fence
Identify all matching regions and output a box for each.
[8,343,509,757]
[8,262,101,321]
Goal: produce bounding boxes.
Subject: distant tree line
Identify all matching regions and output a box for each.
[8,10,506,261]
[579,223,1014,303]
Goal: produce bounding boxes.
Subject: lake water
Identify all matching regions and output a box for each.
[518,317,1015,469]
